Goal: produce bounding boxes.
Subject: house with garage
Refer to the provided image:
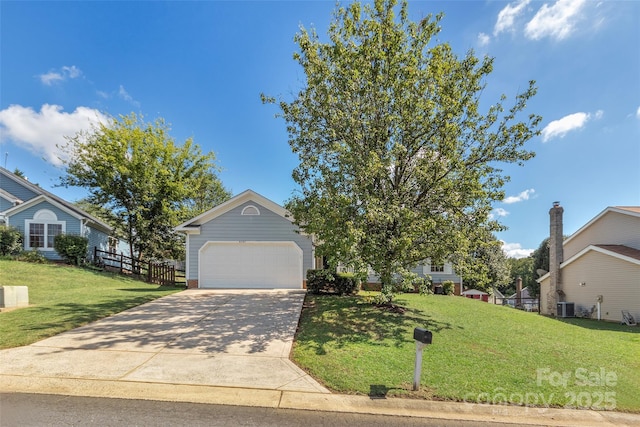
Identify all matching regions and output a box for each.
[538,204,640,323]
[0,167,125,261]
[175,190,315,289]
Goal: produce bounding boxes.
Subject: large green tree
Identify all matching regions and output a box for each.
[455,231,510,292]
[265,0,541,300]
[505,255,535,296]
[59,113,230,262]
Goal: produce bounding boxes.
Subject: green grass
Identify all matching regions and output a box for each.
[293,293,640,412]
[0,260,181,349]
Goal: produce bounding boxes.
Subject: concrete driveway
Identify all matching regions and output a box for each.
[0,289,328,393]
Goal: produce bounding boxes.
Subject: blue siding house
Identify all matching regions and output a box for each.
[0,167,122,261]
[175,189,315,289]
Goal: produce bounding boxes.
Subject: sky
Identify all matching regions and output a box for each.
[1,0,639,258]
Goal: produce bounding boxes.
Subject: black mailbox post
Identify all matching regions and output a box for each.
[413,327,432,391]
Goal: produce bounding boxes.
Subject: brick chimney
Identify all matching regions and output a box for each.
[516,276,522,308]
[548,202,564,316]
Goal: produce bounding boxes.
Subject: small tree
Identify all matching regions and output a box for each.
[59,113,230,263]
[0,226,23,256]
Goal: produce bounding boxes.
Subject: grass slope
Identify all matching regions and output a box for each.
[0,260,181,349]
[293,293,640,412]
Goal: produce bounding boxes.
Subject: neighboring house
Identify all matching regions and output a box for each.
[538,205,640,323]
[175,190,315,289]
[363,260,463,295]
[505,287,538,312]
[461,289,489,302]
[0,167,126,261]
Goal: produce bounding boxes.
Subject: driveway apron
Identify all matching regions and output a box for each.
[0,289,329,393]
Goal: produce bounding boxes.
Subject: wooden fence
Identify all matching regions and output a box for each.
[93,247,175,286]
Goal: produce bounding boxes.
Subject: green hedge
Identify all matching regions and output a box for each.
[307,269,358,295]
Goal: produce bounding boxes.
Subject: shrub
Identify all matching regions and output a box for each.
[442,280,455,295]
[334,272,358,295]
[54,234,89,265]
[0,226,23,256]
[307,269,334,294]
[15,249,48,263]
[306,269,358,295]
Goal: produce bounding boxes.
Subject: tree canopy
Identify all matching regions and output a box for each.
[266,0,541,300]
[59,113,230,262]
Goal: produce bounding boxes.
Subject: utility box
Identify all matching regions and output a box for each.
[557,302,575,318]
[0,286,29,309]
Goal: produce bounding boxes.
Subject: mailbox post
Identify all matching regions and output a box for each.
[413,327,432,391]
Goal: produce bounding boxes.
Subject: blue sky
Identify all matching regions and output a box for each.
[1,0,638,258]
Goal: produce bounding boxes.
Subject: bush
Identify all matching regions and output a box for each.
[15,249,48,263]
[0,226,23,256]
[306,269,358,295]
[334,272,358,295]
[53,234,89,265]
[442,280,455,295]
[307,269,334,294]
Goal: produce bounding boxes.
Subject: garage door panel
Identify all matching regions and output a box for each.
[199,241,302,289]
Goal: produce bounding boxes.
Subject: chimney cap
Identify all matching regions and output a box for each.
[553,201,561,207]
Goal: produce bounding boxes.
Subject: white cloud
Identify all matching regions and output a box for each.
[636,106,640,120]
[118,85,140,107]
[502,241,534,259]
[38,65,83,86]
[490,208,510,219]
[503,189,535,204]
[0,104,108,166]
[477,32,491,46]
[525,0,587,40]
[541,111,596,142]
[494,0,530,36]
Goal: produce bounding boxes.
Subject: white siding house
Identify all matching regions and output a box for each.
[538,206,640,323]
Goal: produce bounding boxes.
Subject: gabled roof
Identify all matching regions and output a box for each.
[563,206,640,247]
[175,189,292,233]
[537,244,640,282]
[0,188,23,204]
[0,167,112,232]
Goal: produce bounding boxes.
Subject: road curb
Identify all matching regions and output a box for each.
[2,375,638,426]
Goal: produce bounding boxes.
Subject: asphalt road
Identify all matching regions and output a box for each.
[0,393,529,427]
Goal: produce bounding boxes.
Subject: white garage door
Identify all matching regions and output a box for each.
[199,241,303,289]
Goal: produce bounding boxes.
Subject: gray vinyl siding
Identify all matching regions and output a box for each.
[187,201,313,280]
[0,174,39,202]
[0,196,15,212]
[366,263,461,284]
[86,226,111,260]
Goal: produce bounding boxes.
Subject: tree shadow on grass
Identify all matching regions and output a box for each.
[296,294,458,356]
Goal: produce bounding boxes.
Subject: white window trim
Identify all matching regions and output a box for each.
[25,209,66,251]
[241,205,260,216]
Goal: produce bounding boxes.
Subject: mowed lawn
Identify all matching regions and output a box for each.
[0,260,181,349]
[293,293,640,412]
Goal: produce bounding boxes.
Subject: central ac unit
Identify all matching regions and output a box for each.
[557,302,575,318]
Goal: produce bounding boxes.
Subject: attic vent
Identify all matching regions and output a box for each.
[241,205,260,216]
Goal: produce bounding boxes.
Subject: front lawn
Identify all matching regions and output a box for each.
[0,260,181,349]
[293,293,640,412]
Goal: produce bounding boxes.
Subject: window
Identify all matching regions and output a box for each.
[25,209,65,250]
[431,264,445,272]
[241,205,260,215]
[29,223,45,248]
